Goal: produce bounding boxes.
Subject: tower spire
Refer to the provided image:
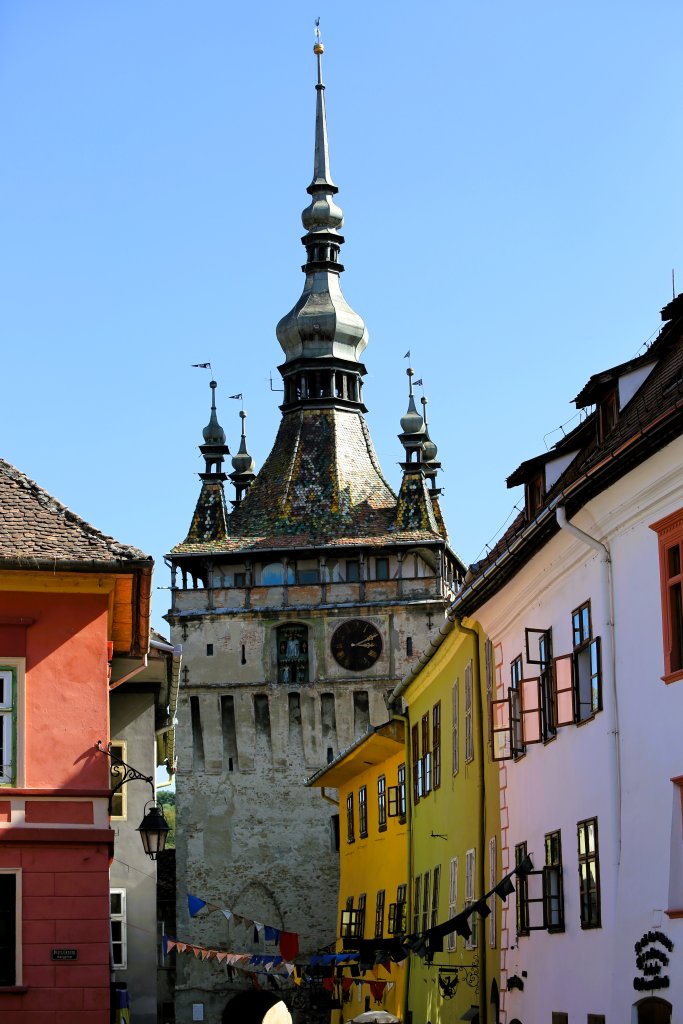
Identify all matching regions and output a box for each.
[276,24,368,390]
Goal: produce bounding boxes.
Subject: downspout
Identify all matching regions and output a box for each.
[390,709,413,1024]
[455,620,487,1024]
[109,656,148,690]
[555,506,621,869]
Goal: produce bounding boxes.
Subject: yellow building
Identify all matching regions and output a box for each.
[306,721,408,1024]
[391,616,502,1024]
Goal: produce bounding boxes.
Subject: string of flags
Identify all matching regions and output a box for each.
[186,892,300,961]
[174,856,533,975]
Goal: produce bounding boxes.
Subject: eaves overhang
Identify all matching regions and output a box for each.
[305,719,404,788]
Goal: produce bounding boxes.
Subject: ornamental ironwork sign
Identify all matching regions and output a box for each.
[633,929,674,991]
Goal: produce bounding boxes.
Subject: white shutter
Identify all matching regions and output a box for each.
[465,848,476,949]
[465,662,474,762]
[447,857,458,951]
[452,679,459,776]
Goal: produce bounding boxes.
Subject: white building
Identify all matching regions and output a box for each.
[452,292,683,1024]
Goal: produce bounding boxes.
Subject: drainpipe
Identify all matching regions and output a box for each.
[109,655,148,690]
[555,506,621,871]
[391,709,413,1024]
[454,620,487,1024]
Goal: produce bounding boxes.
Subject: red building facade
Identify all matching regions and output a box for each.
[0,460,152,1023]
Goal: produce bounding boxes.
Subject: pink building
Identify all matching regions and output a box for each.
[0,459,152,1023]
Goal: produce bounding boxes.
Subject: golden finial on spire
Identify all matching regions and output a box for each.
[313,17,324,54]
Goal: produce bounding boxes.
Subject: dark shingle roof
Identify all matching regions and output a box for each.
[0,459,150,567]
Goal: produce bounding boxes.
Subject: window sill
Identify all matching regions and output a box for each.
[0,986,28,994]
[580,921,602,929]
[662,669,683,686]
[665,908,683,919]
[359,832,368,840]
[378,825,387,833]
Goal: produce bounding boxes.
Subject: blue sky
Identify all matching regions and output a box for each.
[2,1,682,635]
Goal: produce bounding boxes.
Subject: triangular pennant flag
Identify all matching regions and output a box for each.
[222,910,233,924]
[187,894,207,917]
[205,903,221,915]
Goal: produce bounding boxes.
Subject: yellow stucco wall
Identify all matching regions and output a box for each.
[402,618,502,1024]
[309,724,408,1023]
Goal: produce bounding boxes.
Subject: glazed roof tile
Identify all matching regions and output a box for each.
[0,458,150,567]
[174,407,454,557]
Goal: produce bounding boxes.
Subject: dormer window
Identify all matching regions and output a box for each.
[526,470,545,520]
[598,388,618,441]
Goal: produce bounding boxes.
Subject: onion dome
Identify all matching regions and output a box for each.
[203,381,226,445]
[421,396,438,463]
[232,411,256,475]
[400,368,425,437]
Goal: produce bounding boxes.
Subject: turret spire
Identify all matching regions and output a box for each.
[230,409,256,508]
[276,24,368,390]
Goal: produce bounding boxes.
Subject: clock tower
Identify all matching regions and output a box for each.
[167,31,465,1024]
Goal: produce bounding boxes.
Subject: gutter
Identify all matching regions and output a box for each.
[555,506,621,872]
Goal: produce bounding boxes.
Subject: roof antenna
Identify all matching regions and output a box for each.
[268,372,284,393]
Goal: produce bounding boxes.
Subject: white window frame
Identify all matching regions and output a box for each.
[489,836,497,947]
[465,848,476,949]
[452,679,459,776]
[0,869,22,985]
[465,662,474,763]
[447,857,458,951]
[108,740,127,820]
[110,888,127,969]
[0,659,24,787]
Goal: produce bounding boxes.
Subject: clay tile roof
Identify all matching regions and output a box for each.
[0,458,150,567]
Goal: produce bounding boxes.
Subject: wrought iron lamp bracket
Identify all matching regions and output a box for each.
[97,740,155,810]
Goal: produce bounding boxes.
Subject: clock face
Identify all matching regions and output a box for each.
[330,619,383,671]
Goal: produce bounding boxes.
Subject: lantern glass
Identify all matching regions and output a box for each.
[137,804,170,860]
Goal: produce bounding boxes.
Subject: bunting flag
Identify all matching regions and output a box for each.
[187,895,207,918]
[184,892,299,952]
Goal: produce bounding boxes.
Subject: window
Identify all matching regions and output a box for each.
[432,702,441,789]
[430,865,441,929]
[346,793,355,844]
[510,655,524,757]
[388,884,407,935]
[545,830,565,932]
[465,662,474,762]
[340,899,358,939]
[375,890,385,938]
[465,850,476,949]
[397,764,406,822]
[578,817,601,928]
[668,776,683,914]
[515,842,529,936]
[346,560,360,583]
[0,667,16,786]
[276,624,309,684]
[526,628,556,741]
[526,469,545,519]
[406,636,413,657]
[375,557,389,581]
[412,724,421,803]
[109,741,127,819]
[421,871,430,933]
[234,571,246,588]
[111,889,127,969]
[551,1015,569,1024]
[261,562,295,585]
[447,857,458,952]
[0,871,19,985]
[452,679,459,776]
[422,713,431,794]
[553,603,602,727]
[588,1015,606,1024]
[413,874,421,933]
[572,602,602,722]
[489,837,497,947]
[356,893,366,938]
[598,388,618,440]
[358,786,368,838]
[296,561,319,585]
[377,775,387,831]
[651,510,683,682]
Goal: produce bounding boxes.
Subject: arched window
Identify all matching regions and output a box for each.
[636,998,672,1024]
[276,624,309,684]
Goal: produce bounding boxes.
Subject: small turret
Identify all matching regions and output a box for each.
[183,380,230,544]
[398,368,426,464]
[230,410,257,508]
[421,395,442,496]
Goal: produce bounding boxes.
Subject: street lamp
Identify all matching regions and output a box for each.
[97,741,170,860]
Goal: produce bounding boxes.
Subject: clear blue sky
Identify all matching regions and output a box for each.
[2,1,682,635]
